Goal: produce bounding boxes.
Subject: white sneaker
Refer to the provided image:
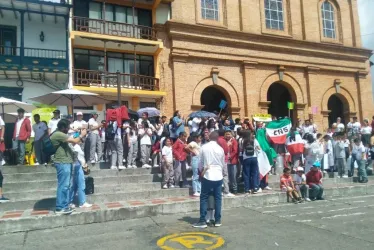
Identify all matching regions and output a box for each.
[193,192,200,197]
[34,162,39,166]
[224,193,235,197]
[305,198,311,202]
[264,186,272,190]
[323,170,327,174]
[79,202,93,208]
[153,164,159,168]
[337,176,341,178]
[132,164,137,169]
[69,203,76,209]
[90,160,96,164]
[257,188,263,193]
[110,166,117,170]
[44,163,48,166]
[118,166,126,170]
[142,165,147,169]
[146,164,151,169]
[169,185,175,188]
[127,165,132,169]
[342,175,348,178]
[162,184,168,189]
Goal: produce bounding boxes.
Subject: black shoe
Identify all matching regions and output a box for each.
[214,220,222,227]
[252,189,259,194]
[358,179,368,183]
[193,221,207,228]
[317,197,325,200]
[311,197,317,201]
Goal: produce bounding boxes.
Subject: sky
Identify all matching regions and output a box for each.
[358,0,374,100]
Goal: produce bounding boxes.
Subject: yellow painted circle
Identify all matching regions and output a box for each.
[157,232,225,250]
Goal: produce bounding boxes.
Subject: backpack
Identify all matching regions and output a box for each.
[105,122,116,141]
[42,133,60,158]
[244,139,255,156]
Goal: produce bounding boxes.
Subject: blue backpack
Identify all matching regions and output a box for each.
[42,133,60,157]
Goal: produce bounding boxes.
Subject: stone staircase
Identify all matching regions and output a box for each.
[0,164,373,235]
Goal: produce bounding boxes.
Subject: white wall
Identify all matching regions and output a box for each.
[0,10,67,52]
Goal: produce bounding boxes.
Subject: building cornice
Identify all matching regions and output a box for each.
[165,21,372,61]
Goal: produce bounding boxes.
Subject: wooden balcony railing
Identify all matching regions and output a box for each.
[72,16,157,41]
[74,69,159,91]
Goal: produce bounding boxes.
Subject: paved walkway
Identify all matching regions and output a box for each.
[1,195,374,250]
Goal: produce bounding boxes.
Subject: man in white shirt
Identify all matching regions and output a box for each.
[193,131,224,228]
[33,114,48,165]
[88,112,102,164]
[48,110,61,134]
[336,117,345,133]
[191,117,201,133]
[351,138,368,183]
[72,112,87,131]
[351,117,361,138]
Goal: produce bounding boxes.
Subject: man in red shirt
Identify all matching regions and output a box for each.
[225,130,238,194]
[13,108,31,165]
[172,132,189,188]
[217,130,234,197]
[306,161,324,201]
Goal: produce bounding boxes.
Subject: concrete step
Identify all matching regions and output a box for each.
[5,183,163,200]
[3,174,162,191]
[1,184,373,235]
[0,188,190,212]
[1,165,161,175]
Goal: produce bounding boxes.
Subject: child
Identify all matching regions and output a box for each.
[186,133,202,196]
[139,121,153,169]
[280,168,301,204]
[334,132,346,178]
[126,121,138,169]
[206,189,215,225]
[294,167,310,202]
[161,138,174,189]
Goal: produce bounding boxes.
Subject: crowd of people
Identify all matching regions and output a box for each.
[0,107,372,220]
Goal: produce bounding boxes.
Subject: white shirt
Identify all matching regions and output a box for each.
[48,118,60,133]
[33,122,48,141]
[199,141,225,181]
[88,118,99,134]
[72,120,87,130]
[138,128,152,145]
[16,118,25,138]
[294,174,306,184]
[243,139,261,160]
[352,122,361,134]
[352,143,366,160]
[169,124,176,138]
[191,118,201,133]
[0,115,4,126]
[188,141,201,156]
[162,145,173,163]
[137,118,155,130]
[113,121,122,139]
[361,126,372,135]
[336,123,345,133]
[302,125,315,135]
[156,123,164,137]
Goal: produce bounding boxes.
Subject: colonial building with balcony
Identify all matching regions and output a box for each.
[70,0,169,112]
[0,0,70,103]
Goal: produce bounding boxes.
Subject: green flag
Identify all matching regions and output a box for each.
[287,102,294,110]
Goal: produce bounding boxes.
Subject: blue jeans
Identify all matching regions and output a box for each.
[55,163,73,211]
[191,156,201,193]
[309,184,324,199]
[70,162,86,206]
[12,138,25,165]
[199,178,223,223]
[243,157,259,192]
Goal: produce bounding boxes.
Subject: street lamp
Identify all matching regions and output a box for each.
[97,58,121,107]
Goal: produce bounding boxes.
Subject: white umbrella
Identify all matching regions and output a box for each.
[0,97,35,122]
[30,89,110,114]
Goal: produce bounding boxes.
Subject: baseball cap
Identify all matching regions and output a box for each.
[312,161,321,168]
[76,112,83,116]
[296,167,304,172]
[53,109,60,114]
[91,111,97,115]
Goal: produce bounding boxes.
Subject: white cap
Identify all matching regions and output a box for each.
[77,112,83,116]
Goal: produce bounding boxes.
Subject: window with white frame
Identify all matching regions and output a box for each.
[264,0,284,31]
[321,1,336,39]
[201,0,219,21]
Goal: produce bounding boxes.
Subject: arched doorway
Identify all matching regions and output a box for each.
[328,94,348,127]
[201,86,228,113]
[267,82,294,120]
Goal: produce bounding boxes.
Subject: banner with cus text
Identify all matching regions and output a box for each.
[266,118,292,144]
